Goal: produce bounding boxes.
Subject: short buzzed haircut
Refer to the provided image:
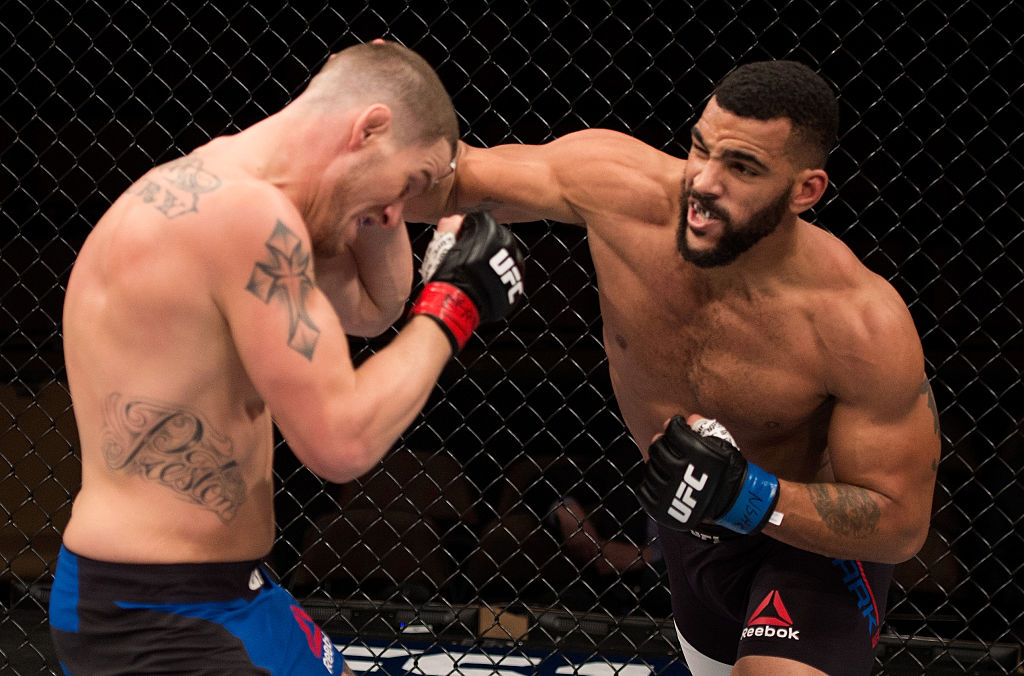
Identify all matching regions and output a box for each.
[303,41,459,155]
[713,60,838,168]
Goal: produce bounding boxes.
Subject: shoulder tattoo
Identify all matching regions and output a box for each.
[101,393,246,523]
[807,483,881,538]
[246,220,320,361]
[131,157,221,218]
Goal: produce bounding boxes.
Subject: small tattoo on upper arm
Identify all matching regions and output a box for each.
[101,393,246,523]
[807,483,881,538]
[133,157,221,218]
[921,378,940,436]
[246,220,320,360]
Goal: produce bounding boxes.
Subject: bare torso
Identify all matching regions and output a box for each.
[62,154,277,563]
[572,155,881,485]
[446,131,911,485]
[440,127,937,566]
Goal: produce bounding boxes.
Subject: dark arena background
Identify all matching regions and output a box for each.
[2,2,1021,674]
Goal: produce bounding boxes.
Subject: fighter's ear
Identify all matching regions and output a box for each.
[790,168,828,214]
[348,104,393,150]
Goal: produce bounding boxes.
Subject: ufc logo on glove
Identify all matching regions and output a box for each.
[489,249,524,304]
[640,416,781,534]
[411,212,526,354]
[667,464,709,524]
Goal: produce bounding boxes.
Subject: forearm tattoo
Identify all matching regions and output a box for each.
[132,157,221,218]
[101,394,246,523]
[807,483,880,538]
[246,220,320,360]
[922,378,940,436]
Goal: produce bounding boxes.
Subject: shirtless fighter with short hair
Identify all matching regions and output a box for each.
[53,40,523,675]
[411,60,940,675]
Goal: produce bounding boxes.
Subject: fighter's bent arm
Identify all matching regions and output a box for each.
[212,187,451,483]
[641,285,939,564]
[315,222,414,337]
[765,297,941,563]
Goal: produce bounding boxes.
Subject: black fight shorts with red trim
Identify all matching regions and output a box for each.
[49,545,345,675]
[660,525,892,674]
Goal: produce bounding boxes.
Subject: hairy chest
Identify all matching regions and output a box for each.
[588,234,830,451]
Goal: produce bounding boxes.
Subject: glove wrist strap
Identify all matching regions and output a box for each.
[715,463,780,534]
[410,282,480,354]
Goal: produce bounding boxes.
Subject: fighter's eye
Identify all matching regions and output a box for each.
[732,163,758,176]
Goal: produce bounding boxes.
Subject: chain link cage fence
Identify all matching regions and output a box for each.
[2,2,1021,674]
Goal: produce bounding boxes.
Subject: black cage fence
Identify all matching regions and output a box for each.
[2,2,1021,674]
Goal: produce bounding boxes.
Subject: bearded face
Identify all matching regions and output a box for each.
[676,182,793,268]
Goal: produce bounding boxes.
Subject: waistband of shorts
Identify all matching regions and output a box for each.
[58,544,269,604]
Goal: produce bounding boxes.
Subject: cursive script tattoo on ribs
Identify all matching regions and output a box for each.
[807,483,880,537]
[246,220,320,360]
[101,394,246,523]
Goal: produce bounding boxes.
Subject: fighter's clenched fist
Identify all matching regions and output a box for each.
[640,416,780,535]
[411,211,525,353]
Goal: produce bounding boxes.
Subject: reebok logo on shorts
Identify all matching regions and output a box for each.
[741,590,800,641]
[291,604,336,672]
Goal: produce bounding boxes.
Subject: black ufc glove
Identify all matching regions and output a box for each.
[639,416,780,534]
[410,212,525,353]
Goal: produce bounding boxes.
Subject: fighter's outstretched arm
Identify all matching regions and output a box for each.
[406,129,681,228]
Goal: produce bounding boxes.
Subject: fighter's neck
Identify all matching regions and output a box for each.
[694,218,810,296]
[200,110,353,219]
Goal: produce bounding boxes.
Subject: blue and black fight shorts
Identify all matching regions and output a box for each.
[661,525,892,674]
[49,545,346,675]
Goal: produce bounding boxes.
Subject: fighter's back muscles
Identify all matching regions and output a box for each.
[62,162,453,562]
[62,164,284,561]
